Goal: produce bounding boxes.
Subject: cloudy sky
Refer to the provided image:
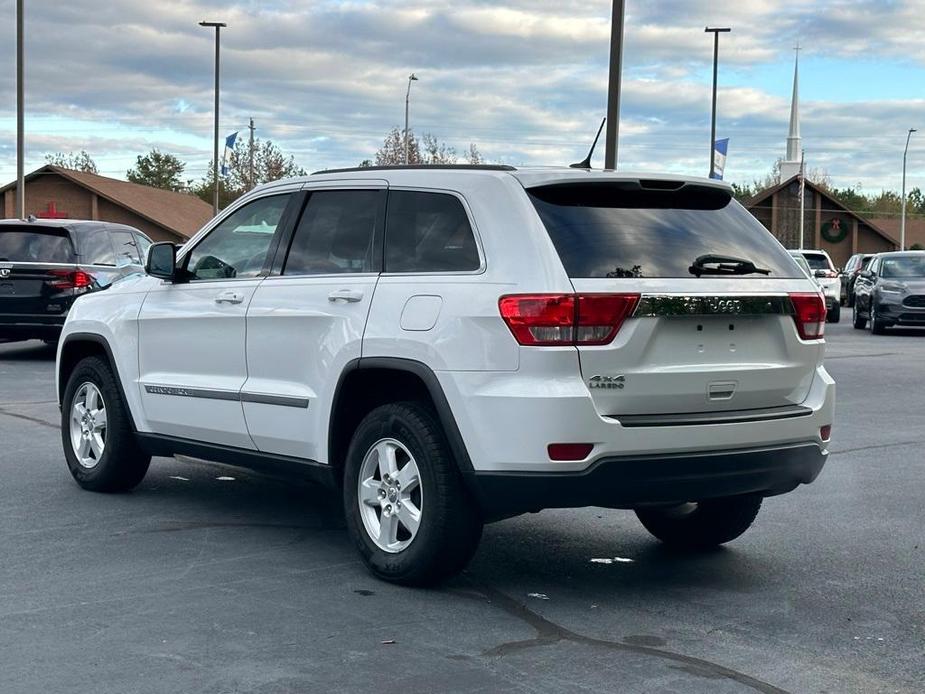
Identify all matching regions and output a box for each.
[0,0,923,193]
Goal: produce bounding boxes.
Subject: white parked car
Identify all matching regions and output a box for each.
[793,249,842,322]
[56,166,835,585]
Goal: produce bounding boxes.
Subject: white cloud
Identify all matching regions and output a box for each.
[0,0,922,191]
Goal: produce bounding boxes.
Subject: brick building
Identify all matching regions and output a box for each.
[746,176,897,267]
[1,165,213,243]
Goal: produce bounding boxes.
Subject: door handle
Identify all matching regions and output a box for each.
[215,290,244,305]
[328,289,364,303]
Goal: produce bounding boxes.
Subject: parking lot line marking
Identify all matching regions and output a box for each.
[0,407,57,429]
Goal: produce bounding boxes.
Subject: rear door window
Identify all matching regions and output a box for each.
[283,190,382,275]
[110,230,141,266]
[528,182,801,279]
[385,191,480,273]
[0,227,74,263]
[78,228,116,266]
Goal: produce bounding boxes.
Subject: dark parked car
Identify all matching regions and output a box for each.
[842,253,872,307]
[852,251,925,334]
[0,219,152,343]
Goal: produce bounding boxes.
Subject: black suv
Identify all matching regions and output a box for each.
[0,219,152,343]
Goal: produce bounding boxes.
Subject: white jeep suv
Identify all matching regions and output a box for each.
[56,166,835,585]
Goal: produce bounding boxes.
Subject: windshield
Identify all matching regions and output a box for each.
[0,229,74,263]
[529,182,801,279]
[881,256,925,278]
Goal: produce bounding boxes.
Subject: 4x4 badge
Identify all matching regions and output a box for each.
[589,375,625,390]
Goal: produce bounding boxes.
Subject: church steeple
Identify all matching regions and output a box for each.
[780,45,803,181]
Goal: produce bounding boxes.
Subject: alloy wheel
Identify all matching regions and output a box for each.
[357,438,423,553]
[69,382,107,469]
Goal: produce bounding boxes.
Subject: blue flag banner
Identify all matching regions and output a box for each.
[710,138,729,180]
[221,132,238,177]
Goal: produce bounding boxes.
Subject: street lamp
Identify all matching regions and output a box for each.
[16,0,24,218]
[705,27,731,179]
[604,0,625,170]
[404,73,418,165]
[200,20,226,215]
[901,128,917,251]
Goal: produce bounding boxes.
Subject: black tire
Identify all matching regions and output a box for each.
[343,401,483,586]
[847,292,856,308]
[869,302,887,335]
[852,302,867,330]
[61,356,151,492]
[828,303,841,323]
[635,495,762,550]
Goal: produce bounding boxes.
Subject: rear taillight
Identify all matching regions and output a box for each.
[789,292,826,340]
[48,270,93,290]
[498,293,640,346]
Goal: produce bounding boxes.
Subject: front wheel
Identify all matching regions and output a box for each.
[635,495,762,549]
[61,356,150,492]
[343,401,483,586]
[852,302,867,329]
[869,302,887,335]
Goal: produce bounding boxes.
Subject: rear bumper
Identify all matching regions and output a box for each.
[473,442,827,520]
[0,315,66,340]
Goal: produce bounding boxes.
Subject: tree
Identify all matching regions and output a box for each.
[126,149,187,191]
[45,150,98,174]
[193,137,306,207]
[375,127,421,165]
[373,128,483,166]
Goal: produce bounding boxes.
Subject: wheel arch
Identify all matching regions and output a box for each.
[328,357,475,487]
[58,333,138,432]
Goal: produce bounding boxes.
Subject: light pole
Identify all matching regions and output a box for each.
[604,0,625,170]
[16,0,25,218]
[901,128,916,251]
[705,27,731,179]
[404,73,418,165]
[200,20,226,216]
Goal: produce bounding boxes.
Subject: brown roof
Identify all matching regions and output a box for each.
[867,216,925,249]
[746,174,897,246]
[1,165,214,239]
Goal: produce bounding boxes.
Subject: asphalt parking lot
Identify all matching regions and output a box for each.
[0,322,923,694]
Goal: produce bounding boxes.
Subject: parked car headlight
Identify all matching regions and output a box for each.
[880,283,906,294]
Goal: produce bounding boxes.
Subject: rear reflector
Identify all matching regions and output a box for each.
[48,270,93,290]
[789,292,826,340]
[820,425,832,441]
[499,293,640,346]
[548,443,594,461]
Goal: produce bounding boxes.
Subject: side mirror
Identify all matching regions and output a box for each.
[860,270,873,279]
[145,242,178,280]
[813,269,828,278]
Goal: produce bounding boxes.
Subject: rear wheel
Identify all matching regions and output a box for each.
[635,495,762,549]
[343,401,483,586]
[61,356,150,492]
[828,303,841,323]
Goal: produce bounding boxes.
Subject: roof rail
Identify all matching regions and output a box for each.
[312,164,517,175]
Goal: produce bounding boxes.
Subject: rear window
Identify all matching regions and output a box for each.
[528,183,801,279]
[0,227,74,263]
[801,253,833,271]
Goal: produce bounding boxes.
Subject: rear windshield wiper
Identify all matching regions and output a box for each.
[689,254,772,277]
